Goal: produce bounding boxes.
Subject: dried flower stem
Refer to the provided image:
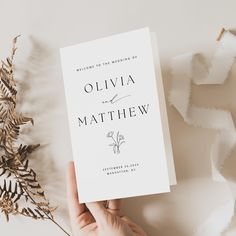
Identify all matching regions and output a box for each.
[0,36,71,235]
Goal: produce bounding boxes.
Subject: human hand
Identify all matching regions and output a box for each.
[66,161,147,236]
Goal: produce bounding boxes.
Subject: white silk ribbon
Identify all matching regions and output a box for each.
[169,30,236,236]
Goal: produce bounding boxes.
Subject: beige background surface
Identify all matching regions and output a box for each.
[0,0,236,235]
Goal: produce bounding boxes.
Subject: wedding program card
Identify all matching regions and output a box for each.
[60,28,171,203]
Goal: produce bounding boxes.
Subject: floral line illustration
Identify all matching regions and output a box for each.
[107,131,125,154]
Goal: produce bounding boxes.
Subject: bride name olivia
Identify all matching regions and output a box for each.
[77,74,150,127]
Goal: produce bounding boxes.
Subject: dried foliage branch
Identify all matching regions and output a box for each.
[0,36,70,236]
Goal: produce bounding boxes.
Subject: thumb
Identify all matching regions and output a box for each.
[86,201,108,226]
